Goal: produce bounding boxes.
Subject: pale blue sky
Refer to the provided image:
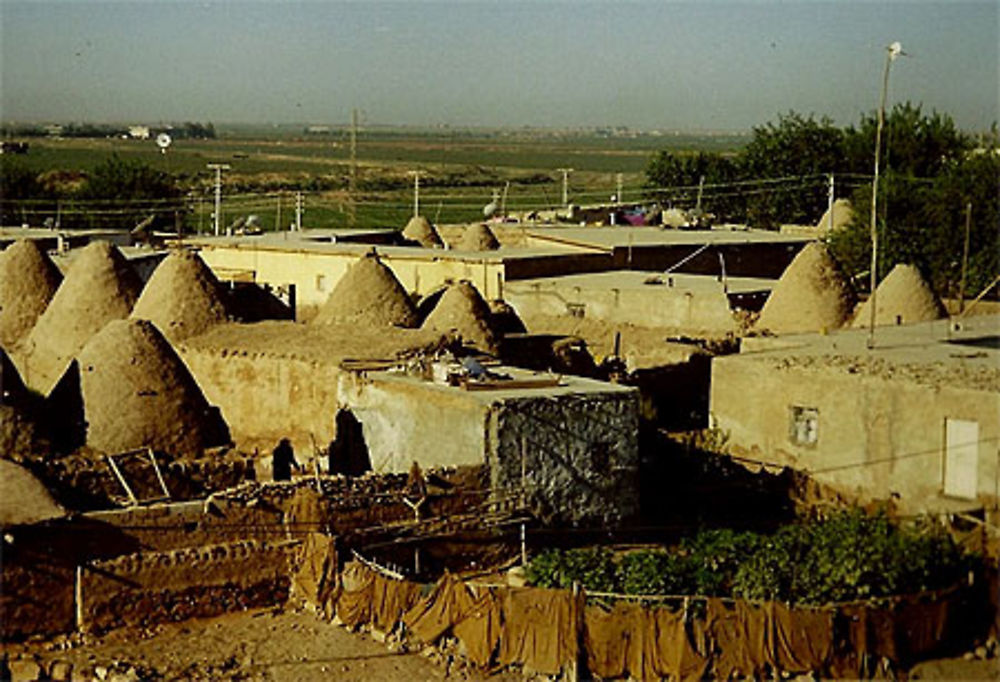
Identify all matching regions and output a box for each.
[1,1,997,131]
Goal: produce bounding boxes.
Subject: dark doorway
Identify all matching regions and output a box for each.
[328,408,371,476]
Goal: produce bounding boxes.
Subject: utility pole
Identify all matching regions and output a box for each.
[827,173,835,233]
[295,191,303,231]
[868,41,904,348]
[206,164,230,237]
[557,168,573,207]
[958,202,972,314]
[615,173,623,204]
[275,194,282,232]
[407,170,424,217]
[349,108,358,228]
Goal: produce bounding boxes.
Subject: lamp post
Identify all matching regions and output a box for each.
[867,41,905,348]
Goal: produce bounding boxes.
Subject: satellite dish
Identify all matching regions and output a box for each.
[156,133,172,153]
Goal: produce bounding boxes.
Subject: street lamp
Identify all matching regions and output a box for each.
[868,41,905,348]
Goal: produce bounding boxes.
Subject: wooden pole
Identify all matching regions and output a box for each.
[958,202,972,314]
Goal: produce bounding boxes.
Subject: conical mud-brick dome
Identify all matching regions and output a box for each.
[132,250,229,342]
[0,239,62,350]
[77,319,228,455]
[815,199,854,233]
[852,263,945,328]
[23,241,142,394]
[0,459,64,526]
[756,242,856,335]
[402,215,443,248]
[422,280,498,353]
[459,223,500,251]
[313,251,418,328]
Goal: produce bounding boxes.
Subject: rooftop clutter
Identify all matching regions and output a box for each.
[22,241,142,395]
[0,239,63,350]
[313,251,419,328]
[755,242,856,335]
[852,263,946,328]
[76,318,229,456]
[131,249,230,342]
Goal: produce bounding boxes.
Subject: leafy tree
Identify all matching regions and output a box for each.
[0,158,51,225]
[644,150,740,217]
[737,112,846,228]
[75,155,181,230]
[829,152,999,296]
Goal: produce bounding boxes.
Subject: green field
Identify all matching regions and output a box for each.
[4,128,748,230]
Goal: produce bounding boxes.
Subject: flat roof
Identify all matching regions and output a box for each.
[179,232,581,262]
[525,225,811,251]
[506,270,775,295]
[731,314,1000,392]
[370,364,636,404]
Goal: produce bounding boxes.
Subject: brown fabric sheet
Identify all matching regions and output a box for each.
[371,573,422,633]
[499,587,581,675]
[705,598,773,678]
[291,533,338,611]
[769,602,833,673]
[403,573,476,644]
[651,606,711,682]
[583,603,630,679]
[454,588,502,667]
[336,561,375,628]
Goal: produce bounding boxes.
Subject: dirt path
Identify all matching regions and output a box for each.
[5,607,514,681]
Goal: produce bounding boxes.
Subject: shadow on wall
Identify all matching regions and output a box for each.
[328,408,371,477]
[226,282,294,322]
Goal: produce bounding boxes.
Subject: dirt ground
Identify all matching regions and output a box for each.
[3,607,521,682]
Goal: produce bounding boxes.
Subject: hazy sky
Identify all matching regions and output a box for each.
[1,1,997,131]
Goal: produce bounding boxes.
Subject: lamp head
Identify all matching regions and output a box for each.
[888,41,905,60]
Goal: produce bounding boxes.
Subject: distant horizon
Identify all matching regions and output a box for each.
[2,2,996,132]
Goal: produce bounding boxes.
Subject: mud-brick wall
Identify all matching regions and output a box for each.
[488,389,640,525]
[178,347,343,454]
[84,500,286,552]
[80,540,293,633]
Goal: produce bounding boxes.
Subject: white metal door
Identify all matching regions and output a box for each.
[943,419,978,499]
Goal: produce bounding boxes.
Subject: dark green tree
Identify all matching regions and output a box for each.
[75,155,182,230]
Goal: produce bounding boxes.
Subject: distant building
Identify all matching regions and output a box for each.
[305,125,332,135]
[128,126,151,140]
[44,124,63,137]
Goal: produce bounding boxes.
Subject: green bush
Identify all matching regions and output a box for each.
[527,510,976,605]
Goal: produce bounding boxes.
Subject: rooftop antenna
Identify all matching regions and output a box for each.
[407,170,425,218]
[206,163,230,237]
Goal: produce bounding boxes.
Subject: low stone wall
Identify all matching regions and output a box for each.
[80,540,293,633]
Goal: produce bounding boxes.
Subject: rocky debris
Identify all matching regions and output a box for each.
[22,241,142,395]
[0,239,62,350]
[131,249,229,342]
[312,252,419,328]
[756,242,856,335]
[402,215,443,248]
[458,223,500,251]
[421,281,499,353]
[76,318,229,456]
[0,458,64,526]
[852,263,946,328]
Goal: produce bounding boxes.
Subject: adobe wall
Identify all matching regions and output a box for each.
[337,372,490,473]
[196,245,507,313]
[488,390,641,525]
[504,279,738,337]
[177,346,343,455]
[710,356,1000,513]
[80,540,293,633]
